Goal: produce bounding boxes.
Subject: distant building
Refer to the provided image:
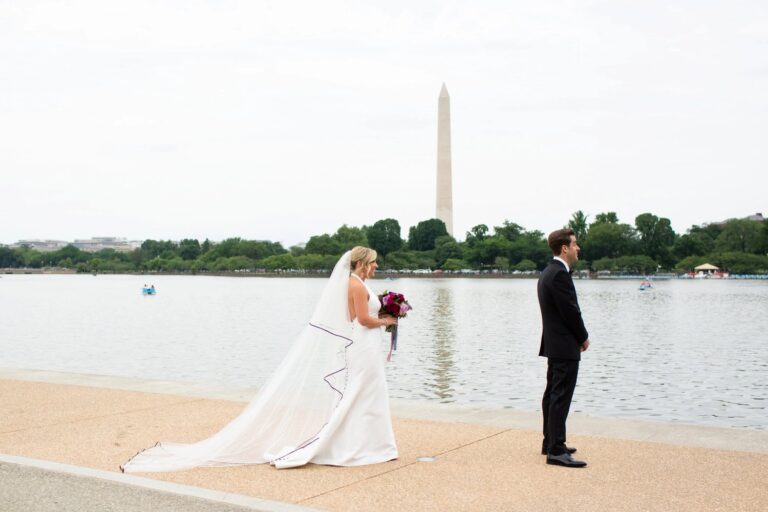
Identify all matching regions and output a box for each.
[12,239,69,252]
[72,237,139,253]
[712,212,765,226]
[12,237,141,253]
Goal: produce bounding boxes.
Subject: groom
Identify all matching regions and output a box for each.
[538,228,589,468]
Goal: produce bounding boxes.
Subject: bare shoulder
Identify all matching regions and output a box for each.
[349,277,365,293]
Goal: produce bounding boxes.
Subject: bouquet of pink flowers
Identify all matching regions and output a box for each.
[378,291,412,361]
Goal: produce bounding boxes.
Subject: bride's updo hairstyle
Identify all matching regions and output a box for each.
[350,246,377,272]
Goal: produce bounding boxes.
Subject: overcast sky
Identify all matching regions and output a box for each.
[1,1,766,246]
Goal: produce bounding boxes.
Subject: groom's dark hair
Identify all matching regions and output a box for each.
[548,229,575,256]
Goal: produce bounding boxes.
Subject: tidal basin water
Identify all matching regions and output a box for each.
[1,274,766,430]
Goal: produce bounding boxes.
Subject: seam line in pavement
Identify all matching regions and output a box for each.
[298,428,511,504]
[0,398,206,435]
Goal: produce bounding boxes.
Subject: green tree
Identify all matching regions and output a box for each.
[140,240,178,259]
[711,252,768,274]
[262,253,296,271]
[442,258,465,271]
[411,251,437,270]
[226,256,254,271]
[614,255,658,273]
[146,256,164,271]
[295,254,326,270]
[567,210,589,241]
[592,257,616,272]
[514,259,537,272]
[47,245,90,266]
[332,225,368,251]
[434,236,463,267]
[464,224,489,247]
[207,238,240,259]
[382,250,418,271]
[673,233,707,260]
[305,234,342,255]
[24,250,44,268]
[408,219,448,251]
[493,220,524,241]
[689,224,722,251]
[165,257,187,271]
[583,217,637,261]
[494,256,510,271]
[715,219,762,254]
[235,240,286,260]
[509,230,549,268]
[593,212,619,225]
[178,239,201,260]
[634,213,676,267]
[466,236,510,268]
[0,247,22,267]
[366,218,403,256]
[761,220,768,254]
[88,258,102,273]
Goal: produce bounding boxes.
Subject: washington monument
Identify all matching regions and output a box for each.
[436,83,454,237]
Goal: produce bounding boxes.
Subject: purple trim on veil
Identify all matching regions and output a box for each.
[309,322,353,399]
[269,323,353,464]
[308,322,353,344]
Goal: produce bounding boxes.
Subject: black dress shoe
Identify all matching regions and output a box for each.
[541,445,577,455]
[546,452,587,468]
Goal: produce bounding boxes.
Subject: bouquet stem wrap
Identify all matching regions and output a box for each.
[386,325,398,362]
[378,290,411,362]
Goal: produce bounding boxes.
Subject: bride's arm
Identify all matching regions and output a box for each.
[350,280,398,329]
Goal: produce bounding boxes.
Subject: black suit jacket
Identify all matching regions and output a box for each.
[538,259,589,361]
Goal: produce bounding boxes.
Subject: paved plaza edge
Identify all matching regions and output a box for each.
[2,368,767,512]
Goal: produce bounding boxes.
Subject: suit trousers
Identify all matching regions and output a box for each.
[542,357,579,455]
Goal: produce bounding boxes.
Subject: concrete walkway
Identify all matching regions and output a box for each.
[1,369,767,511]
[0,456,305,512]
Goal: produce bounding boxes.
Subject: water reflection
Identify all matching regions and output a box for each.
[424,286,457,402]
[1,275,766,430]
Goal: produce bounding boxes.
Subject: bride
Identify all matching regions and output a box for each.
[121,246,398,472]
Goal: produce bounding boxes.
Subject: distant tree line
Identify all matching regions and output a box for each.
[1,213,767,274]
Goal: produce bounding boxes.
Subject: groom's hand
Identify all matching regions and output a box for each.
[580,340,590,352]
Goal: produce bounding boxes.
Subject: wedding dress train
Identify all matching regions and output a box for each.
[121,251,398,472]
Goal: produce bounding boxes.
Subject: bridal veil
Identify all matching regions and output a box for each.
[121,251,354,472]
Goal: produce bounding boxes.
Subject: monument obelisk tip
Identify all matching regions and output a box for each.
[439,83,449,98]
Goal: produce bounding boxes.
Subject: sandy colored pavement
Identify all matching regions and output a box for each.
[1,375,767,511]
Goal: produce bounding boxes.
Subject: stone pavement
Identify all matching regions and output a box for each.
[0,457,300,512]
[1,369,767,511]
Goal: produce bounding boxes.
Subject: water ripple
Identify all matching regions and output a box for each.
[1,275,766,430]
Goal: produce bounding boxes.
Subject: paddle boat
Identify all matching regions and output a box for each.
[142,285,157,296]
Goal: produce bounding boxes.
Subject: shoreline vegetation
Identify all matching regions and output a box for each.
[3,269,766,280]
[2,211,767,276]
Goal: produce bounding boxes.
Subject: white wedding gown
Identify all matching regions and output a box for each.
[121,251,398,472]
[296,274,398,467]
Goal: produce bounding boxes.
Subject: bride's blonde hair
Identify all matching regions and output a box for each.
[350,246,377,272]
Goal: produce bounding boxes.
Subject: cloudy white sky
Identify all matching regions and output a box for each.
[1,1,766,246]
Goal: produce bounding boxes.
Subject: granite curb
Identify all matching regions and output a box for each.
[0,454,319,512]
